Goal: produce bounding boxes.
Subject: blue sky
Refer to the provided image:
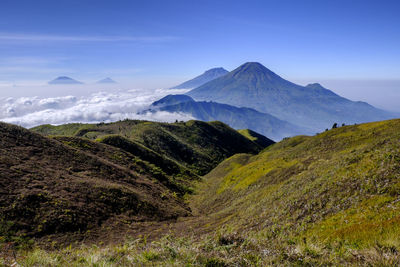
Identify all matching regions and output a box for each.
[0,0,399,87]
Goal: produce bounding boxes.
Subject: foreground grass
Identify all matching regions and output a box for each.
[2,232,400,266]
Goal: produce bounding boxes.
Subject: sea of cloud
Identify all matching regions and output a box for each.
[0,87,194,128]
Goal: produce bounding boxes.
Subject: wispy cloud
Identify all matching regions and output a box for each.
[0,66,73,74]
[0,56,68,65]
[0,56,72,76]
[0,33,178,43]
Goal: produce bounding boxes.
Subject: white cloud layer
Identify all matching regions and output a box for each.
[0,88,193,128]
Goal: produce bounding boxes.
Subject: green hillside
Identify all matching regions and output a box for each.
[238,129,275,148]
[32,120,264,175]
[0,122,190,244]
[4,119,400,266]
[190,118,400,265]
[0,120,266,246]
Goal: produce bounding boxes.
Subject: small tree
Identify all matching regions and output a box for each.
[332,123,338,129]
[342,123,345,127]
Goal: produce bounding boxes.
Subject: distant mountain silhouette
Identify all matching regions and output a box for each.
[187,62,395,131]
[48,76,83,85]
[152,94,195,107]
[171,67,228,89]
[97,77,117,84]
[149,95,307,140]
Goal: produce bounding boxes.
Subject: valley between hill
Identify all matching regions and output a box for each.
[2,119,400,266]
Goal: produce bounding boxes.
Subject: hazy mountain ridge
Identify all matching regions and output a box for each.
[152,94,195,107]
[48,76,83,85]
[149,94,307,140]
[187,62,395,131]
[96,77,117,84]
[171,67,229,89]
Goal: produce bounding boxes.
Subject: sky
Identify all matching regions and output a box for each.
[0,0,399,127]
[1,0,399,84]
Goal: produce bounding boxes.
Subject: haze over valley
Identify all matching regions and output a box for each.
[1,62,397,140]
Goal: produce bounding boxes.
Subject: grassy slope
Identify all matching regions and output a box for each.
[32,120,264,175]
[189,119,400,263]
[238,129,275,148]
[0,122,189,244]
[1,120,265,245]
[5,119,400,266]
[53,136,198,195]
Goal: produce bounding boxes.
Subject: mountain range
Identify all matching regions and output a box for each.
[48,76,117,85]
[186,62,394,131]
[150,94,307,140]
[171,67,228,89]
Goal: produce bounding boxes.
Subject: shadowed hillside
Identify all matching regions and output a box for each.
[1,119,267,246]
[0,122,190,242]
[237,129,275,148]
[32,119,265,175]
